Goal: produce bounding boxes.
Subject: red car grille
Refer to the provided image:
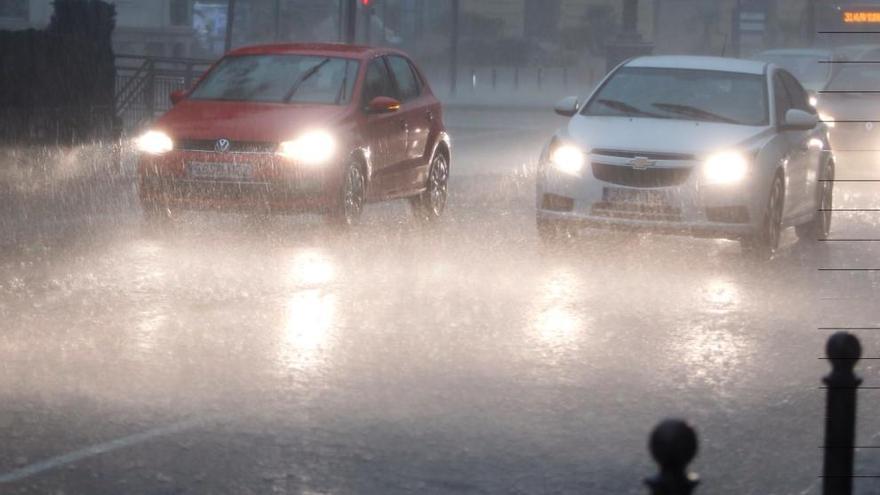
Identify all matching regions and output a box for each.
[176,139,277,154]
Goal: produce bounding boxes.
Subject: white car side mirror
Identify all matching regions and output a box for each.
[782,109,818,131]
[554,96,579,117]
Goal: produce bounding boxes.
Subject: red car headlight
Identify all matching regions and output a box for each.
[135,130,173,155]
[278,131,336,165]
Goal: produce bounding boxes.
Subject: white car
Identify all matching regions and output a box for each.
[536,55,835,258]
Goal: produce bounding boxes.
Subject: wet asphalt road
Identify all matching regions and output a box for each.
[1,108,880,494]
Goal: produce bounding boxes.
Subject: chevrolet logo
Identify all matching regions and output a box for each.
[629,156,654,171]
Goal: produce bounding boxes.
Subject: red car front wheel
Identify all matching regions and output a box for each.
[410,152,449,222]
[327,159,366,227]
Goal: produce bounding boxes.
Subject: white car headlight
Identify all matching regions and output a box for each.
[703,151,748,185]
[819,112,835,128]
[550,144,586,176]
[809,95,818,107]
[135,130,173,155]
[278,131,336,165]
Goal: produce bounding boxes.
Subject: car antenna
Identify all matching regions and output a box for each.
[720,33,728,57]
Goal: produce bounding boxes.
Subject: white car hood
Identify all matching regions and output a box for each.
[565,116,772,157]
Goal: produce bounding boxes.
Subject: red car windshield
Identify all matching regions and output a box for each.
[190,54,359,105]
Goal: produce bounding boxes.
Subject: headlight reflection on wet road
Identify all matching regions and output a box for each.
[279,248,341,374]
[703,278,742,312]
[673,278,752,392]
[129,239,173,357]
[287,249,337,287]
[280,289,339,373]
[528,266,590,359]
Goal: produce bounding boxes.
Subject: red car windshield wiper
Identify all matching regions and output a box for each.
[335,62,350,104]
[283,58,331,103]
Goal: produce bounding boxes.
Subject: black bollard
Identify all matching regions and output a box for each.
[646,419,699,495]
[823,332,862,495]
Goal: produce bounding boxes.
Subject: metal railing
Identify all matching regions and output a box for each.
[464,66,583,92]
[425,65,600,95]
[114,54,214,132]
[649,332,862,495]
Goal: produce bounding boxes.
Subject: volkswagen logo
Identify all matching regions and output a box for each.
[215,138,231,153]
[629,156,654,171]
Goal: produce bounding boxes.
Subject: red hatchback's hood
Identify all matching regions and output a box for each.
[155,99,352,143]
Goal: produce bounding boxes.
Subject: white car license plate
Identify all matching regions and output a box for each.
[603,187,670,206]
[187,162,253,180]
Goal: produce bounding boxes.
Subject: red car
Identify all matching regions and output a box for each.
[136,43,450,226]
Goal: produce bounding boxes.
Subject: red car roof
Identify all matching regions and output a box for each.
[227,42,395,59]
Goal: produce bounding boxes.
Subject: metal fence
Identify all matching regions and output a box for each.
[420,65,599,97]
[460,66,595,92]
[650,332,863,495]
[114,54,214,133]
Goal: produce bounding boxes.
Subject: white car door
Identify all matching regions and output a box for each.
[773,71,810,218]
[781,72,825,216]
[781,70,825,217]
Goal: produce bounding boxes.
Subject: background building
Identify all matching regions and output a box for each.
[0,0,824,66]
[0,0,201,57]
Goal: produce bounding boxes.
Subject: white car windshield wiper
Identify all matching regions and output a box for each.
[595,99,666,118]
[651,102,743,124]
[284,58,331,103]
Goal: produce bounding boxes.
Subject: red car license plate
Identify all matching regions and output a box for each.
[187,162,253,180]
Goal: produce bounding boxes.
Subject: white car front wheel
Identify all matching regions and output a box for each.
[741,174,784,259]
[796,160,834,242]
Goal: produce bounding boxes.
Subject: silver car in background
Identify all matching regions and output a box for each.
[818,44,880,170]
[536,56,835,258]
[752,48,840,96]
[754,45,880,172]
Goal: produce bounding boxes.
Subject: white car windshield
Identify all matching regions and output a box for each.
[582,67,769,126]
[189,54,359,104]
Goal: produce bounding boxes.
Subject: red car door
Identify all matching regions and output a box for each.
[385,55,435,194]
[361,56,407,199]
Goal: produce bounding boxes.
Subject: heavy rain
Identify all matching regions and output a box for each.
[1,1,880,494]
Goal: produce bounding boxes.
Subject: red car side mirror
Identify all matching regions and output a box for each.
[367,96,401,114]
[170,89,187,106]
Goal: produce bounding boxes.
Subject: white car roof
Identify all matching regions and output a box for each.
[625,55,767,75]
[755,48,833,57]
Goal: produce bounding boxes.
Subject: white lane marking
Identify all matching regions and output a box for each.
[0,417,209,484]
